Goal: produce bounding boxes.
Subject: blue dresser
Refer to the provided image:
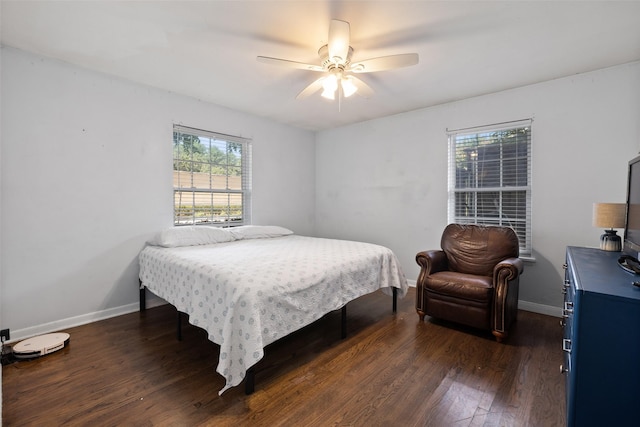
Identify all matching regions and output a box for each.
[563,246,640,426]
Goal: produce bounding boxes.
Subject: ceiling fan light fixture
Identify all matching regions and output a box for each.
[321,87,335,100]
[321,74,338,99]
[341,76,358,97]
[257,19,419,103]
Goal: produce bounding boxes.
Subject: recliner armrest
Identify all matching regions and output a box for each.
[416,250,448,275]
[493,257,524,283]
[492,257,523,340]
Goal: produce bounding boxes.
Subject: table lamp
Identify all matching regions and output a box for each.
[592,202,626,251]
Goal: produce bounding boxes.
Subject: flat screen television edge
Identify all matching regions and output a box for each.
[623,154,640,261]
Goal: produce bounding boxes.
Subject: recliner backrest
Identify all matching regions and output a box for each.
[441,224,520,276]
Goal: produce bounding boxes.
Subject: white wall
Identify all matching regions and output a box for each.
[316,61,640,313]
[0,47,316,339]
[2,46,639,339]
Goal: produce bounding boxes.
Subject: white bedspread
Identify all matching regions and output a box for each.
[138,235,408,394]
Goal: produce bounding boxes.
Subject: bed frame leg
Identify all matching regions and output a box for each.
[176,311,183,341]
[392,287,397,314]
[245,368,255,395]
[341,305,347,339]
[139,280,146,312]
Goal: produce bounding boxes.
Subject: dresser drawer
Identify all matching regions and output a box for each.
[561,262,575,413]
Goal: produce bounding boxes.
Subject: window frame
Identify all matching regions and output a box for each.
[447,119,532,257]
[173,124,252,227]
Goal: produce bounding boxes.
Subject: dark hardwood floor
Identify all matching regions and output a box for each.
[2,288,565,426]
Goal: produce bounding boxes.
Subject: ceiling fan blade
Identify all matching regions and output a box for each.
[257,56,324,72]
[296,76,327,99]
[349,53,419,73]
[350,76,374,98]
[328,20,350,63]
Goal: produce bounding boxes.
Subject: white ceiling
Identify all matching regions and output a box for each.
[2,1,640,131]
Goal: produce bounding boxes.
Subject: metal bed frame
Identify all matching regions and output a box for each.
[139,280,397,394]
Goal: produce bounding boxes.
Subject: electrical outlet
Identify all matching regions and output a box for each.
[1,329,10,341]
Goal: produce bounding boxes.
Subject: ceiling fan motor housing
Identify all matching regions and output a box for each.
[318,45,353,70]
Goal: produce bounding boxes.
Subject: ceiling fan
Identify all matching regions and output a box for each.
[257,19,419,102]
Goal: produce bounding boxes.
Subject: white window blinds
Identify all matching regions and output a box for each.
[447,119,532,257]
[173,125,252,226]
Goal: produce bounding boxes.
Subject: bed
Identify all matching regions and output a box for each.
[138,225,408,395]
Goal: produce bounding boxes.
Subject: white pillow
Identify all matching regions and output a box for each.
[148,226,235,248]
[228,225,294,240]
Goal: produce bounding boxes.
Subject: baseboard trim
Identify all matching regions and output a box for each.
[7,294,167,343]
[518,300,562,318]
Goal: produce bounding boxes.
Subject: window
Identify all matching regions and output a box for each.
[173,125,252,226]
[447,120,532,257]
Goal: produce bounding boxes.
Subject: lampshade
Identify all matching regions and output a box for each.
[592,203,626,228]
[593,202,626,251]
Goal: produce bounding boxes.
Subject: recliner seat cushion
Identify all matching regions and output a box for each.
[425,271,493,302]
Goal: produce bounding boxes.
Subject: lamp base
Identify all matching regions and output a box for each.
[600,229,622,251]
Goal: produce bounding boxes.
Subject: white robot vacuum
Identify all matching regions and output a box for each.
[12,332,70,359]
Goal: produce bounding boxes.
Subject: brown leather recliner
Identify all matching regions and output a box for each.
[415,224,524,342]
